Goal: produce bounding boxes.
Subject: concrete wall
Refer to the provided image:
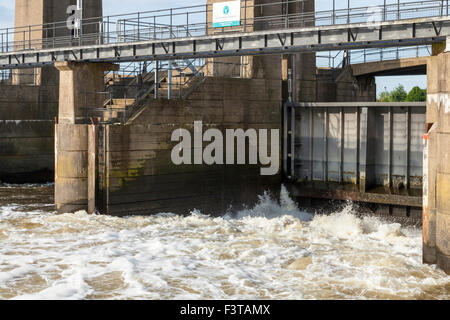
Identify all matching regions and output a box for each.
[97,77,282,216]
[0,84,58,182]
[315,67,376,103]
[424,50,450,274]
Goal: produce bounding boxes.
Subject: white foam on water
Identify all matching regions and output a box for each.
[0,185,449,300]
[225,185,313,222]
[0,183,54,189]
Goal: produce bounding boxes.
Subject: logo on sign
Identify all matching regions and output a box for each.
[213,1,241,28]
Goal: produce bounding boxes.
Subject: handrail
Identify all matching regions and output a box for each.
[317,45,432,68]
[92,57,250,124]
[0,0,448,54]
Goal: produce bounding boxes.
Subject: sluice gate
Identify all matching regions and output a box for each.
[283,102,426,212]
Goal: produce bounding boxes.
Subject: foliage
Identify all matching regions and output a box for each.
[405,86,427,102]
[378,84,426,102]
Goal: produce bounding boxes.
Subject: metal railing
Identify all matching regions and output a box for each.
[0,69,12,83]
[317,45,432,68]
[0,69,39,85]
[84,59,199,123]
[83,91,112,124]
[85,58,249,124]
[159,59,250,100]
[104,58,248,98]
[0,0,448,54]
[316,0,449,26]
[106,61,142,82]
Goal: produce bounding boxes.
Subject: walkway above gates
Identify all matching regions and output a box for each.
[1,0,450,69]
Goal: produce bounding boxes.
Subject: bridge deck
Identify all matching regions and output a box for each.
[1,16,449,70]
[351,56,429,76]
[0,0,449,69]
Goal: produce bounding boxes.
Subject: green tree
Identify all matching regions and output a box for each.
[378,84,409,102]
[378,90,391,102]
[406,86,427,102]
[389,84,408,102]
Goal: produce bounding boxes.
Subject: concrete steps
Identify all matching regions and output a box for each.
[105,74,134,86]
[111,98,136,106]
[99,67,206,123]
[103,98,135,109]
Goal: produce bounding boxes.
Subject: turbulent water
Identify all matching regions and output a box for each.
[0,183,449,300]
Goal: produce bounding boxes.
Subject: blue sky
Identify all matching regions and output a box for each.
[0,0,427,95]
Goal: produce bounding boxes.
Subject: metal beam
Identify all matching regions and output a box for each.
[1,17,449,69]
[289,102,426,108]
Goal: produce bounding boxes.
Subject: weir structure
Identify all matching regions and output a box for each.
[0,0,449,274]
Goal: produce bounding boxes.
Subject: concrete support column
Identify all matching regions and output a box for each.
[55,122,97,214]
[425,44,450,274]
[55,123,89,213]
[423,122,437,264]
[88,123,97,214]
[55,61,118,124]
[54,61,117,214]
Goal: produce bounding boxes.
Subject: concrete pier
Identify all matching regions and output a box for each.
[424,40,450,273]
[54,61,117,213]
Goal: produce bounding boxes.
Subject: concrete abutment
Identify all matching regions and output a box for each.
[424,39,450,274]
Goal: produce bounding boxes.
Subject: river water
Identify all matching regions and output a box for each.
[0,183,449,300]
